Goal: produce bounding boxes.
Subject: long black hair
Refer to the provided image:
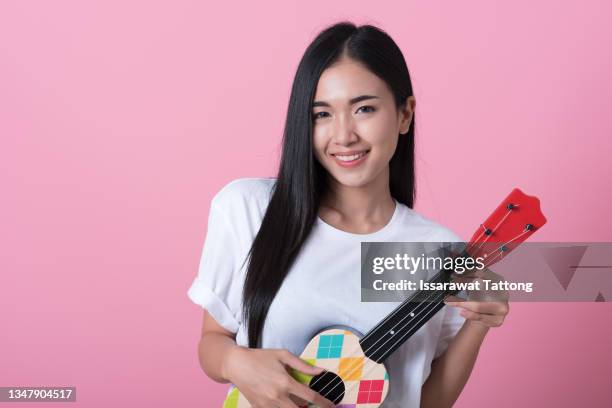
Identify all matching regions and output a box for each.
[242,21,416,347]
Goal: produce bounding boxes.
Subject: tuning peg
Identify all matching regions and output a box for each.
[525,224,534,231]
[507,203,515,210]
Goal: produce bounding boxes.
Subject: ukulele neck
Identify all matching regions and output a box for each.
[359,188,547,364]
[359,266,458,363]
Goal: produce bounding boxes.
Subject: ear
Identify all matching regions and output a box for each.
[399,96,416,135]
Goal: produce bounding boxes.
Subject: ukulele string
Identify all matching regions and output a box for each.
[368,291,449,363]
[469,207,514,255]
[360,222,526,353]
[315,226,533,401]
[340,231,530,398]
[318,288,451,400]
[316,292,448,400]
[474,226,533,270]
[465,224,487,253]
[475,226,532,270]
[309,268,448,391]
[360,269,446,344]
[480,229,530,260]
[477,227,531,265]
[482,250,503,265]
[315,274,449,397]
[317,210,540,403]
[308,269,448,390]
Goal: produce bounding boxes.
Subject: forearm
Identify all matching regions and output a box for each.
[198,332,244,383]
[420,320,489,408]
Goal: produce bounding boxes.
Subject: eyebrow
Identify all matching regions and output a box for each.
[312,94,380,108]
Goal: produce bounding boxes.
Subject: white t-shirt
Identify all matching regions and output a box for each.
[188,177,466,408]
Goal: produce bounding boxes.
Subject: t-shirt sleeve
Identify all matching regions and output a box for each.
[434,300,466,359]
[187,200,246,334]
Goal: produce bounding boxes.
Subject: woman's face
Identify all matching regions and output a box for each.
[312,57,415,189]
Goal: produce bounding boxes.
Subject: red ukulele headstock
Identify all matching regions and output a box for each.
[465,188,547,267]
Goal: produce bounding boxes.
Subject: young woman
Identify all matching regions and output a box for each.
[188,21,509,408]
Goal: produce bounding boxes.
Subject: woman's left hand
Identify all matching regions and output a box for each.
[443,269,510,328]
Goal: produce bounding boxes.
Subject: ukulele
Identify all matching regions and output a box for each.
[222,188,547,408]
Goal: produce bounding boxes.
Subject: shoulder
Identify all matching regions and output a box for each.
[210,177,276,222]
[211,177,275,206]
[399,204,463,242]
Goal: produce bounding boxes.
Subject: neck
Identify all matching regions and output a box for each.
[320,167,395,229]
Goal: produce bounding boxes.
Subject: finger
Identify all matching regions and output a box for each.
[451,275,477,283]
[482,314,505,327]
[453,270,481,279]
[467,301,508,315]
[455,268,485,278]
[484,301,509,316]
[277,395,299,408]
[278,350,325,375]
[461,309,505,327]
[452,274,486,285]
[289,379,335,408]
[459,308,483,321]
[445,299,504,315]
[444,295,467,303]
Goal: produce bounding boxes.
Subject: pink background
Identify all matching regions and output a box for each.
[1,1,611,407]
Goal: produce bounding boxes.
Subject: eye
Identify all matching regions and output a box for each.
[313,111,330,120]
[356,105,376,114]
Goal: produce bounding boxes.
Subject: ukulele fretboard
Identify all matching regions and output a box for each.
[359,266,458,363]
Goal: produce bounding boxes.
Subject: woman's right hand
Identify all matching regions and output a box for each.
[223,346,336,408]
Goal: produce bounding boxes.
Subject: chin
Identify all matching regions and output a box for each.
[329,172,373,188]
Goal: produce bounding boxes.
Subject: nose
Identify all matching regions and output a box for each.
[332,113,359,146]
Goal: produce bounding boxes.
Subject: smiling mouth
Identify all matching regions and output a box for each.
[332,150,370,162]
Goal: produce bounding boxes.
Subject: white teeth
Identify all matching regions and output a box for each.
[335,151,367,162]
